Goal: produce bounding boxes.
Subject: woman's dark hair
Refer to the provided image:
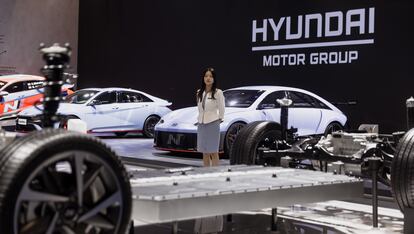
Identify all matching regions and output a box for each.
[197,67,217,102]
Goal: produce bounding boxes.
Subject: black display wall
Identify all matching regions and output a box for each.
[78,0,411,133]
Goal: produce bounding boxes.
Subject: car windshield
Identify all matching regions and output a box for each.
[64,90,99,104]
[223,90,264,108]
[0,81,7,89]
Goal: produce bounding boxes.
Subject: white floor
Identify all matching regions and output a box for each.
[274,200,403,233]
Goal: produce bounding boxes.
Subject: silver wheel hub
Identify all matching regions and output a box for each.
[13,150,124,234]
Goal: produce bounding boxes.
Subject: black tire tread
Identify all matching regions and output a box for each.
[230,121,263,164]
[230,121,281,165]
[391,128,414,212]
[224,122,246,157]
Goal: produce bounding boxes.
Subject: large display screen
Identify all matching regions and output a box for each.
[78,0,411,133]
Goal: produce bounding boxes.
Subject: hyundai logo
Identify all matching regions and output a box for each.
[167,134,185,145]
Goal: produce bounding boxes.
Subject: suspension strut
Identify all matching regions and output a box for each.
[277,97,293,141]
[39,43,71,127]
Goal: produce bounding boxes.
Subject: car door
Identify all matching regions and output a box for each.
[257,91,294,127]
[287,91,322,136]
[1,81,27,114]
[83,91,120,131]
[117,91,152,129]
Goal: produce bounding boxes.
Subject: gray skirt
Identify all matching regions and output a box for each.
[197,120,220,153]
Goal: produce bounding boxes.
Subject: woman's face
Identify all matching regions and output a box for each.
[204,71,214,86]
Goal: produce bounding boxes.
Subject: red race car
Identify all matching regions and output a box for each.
[0,74,74,118]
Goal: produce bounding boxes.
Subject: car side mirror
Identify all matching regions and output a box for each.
[0,91,9,97]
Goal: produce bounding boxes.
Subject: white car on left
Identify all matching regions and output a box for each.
[16,87,172,137]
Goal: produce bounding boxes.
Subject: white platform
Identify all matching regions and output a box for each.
[129,165,363,223]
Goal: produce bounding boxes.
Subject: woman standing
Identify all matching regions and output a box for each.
[196,67,225,166]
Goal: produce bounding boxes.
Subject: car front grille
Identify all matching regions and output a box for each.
[154,131,197,151]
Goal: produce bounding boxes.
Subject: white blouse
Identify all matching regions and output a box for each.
[197,89,225,124]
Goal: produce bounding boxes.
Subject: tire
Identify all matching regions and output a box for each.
[58,115,80,129]
[143,115,160,138]
[0,129,132,234]
[391,128,414,213]
[229,122,263,165]
[323,121,343,136]
[230,121,281,165]
[224,122,246,157]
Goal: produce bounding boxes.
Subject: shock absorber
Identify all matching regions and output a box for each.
[39,43,71,127]
[277,97,293,141]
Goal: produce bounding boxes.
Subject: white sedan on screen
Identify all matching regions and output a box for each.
[154,86,347,154]
[16,87,172,137]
